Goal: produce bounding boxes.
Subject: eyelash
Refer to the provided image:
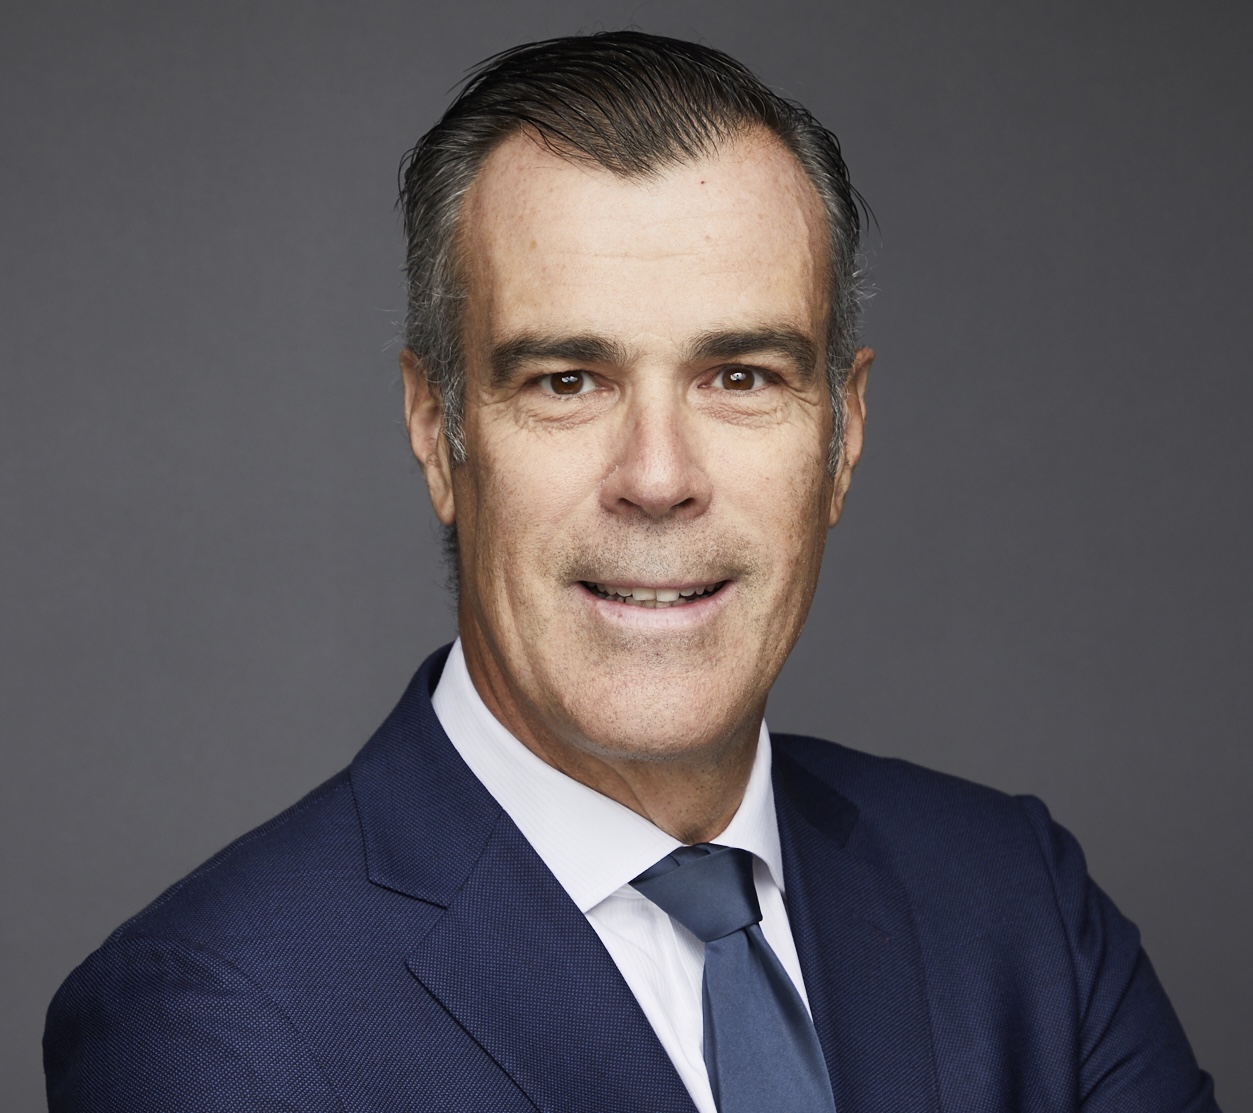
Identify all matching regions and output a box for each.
[713,367,768,391]
[534,366,774,397]
[538,371,598,396]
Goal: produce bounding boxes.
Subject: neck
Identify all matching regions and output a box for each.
[524,730,759,845]
[460,642,761,844]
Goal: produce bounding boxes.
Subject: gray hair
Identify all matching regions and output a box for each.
[399,30,867,472]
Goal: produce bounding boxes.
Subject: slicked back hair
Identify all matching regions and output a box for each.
[399,30,866,472]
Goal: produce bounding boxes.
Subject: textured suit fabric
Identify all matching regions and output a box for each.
[44,645,1220,1112]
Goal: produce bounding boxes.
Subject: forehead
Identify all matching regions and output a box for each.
[457,129,830,344]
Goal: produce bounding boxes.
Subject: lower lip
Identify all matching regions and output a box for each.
[577,582,733,628]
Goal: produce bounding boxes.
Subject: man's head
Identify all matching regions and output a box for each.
[399,32,873,837]
[399,31,866,470]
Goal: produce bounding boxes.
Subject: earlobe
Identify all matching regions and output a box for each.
[400,350,456,525]
[827,346,874,527]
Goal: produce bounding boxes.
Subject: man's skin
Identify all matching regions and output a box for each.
[401,127,873,843]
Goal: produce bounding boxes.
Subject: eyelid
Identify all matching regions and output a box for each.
[536,369,599,396]
[708,364,776,390]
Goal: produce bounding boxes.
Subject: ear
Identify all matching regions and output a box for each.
[828,346,874,527]
[400,349,456,525]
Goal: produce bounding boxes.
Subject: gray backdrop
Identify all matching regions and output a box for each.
[3,1,1250,1108]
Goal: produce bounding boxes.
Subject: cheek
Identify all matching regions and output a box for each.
[736,438,832,586]
[716,416,829,512]
[463,426,599,573]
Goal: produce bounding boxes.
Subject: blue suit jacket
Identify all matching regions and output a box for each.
[45,646,1218,1111]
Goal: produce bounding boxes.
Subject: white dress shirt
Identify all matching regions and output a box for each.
[431,639,812,1113]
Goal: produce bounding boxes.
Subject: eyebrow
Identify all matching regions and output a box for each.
[487,325,821,387]
[684,327,821,381]
[489,333,632,387]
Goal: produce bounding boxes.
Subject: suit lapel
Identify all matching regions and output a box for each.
[351,647,696,1113]
[773,740,941,1113]
[407,814,697,1113]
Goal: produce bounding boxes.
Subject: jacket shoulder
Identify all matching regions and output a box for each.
[44,773,367,1111]
[771,732,1073,919]
[771,734,1219,1112]
[105,770,362,946]
[772,732,1034,838]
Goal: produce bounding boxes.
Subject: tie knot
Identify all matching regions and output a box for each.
[631,844,761,942]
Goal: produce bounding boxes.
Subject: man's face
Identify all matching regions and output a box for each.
[405,129,869,774]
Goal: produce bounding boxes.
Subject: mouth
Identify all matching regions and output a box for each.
[580,580,728,608]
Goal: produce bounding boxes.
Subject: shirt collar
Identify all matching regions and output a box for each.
[431,638,786,913]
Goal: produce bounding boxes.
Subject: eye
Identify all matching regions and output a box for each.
[716,367,763,391]
[541,371,594,396]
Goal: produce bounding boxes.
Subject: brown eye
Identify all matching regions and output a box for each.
[548,371,587,395]
[720,368,758,391]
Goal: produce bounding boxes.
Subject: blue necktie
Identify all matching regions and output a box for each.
[631,844,837,1113]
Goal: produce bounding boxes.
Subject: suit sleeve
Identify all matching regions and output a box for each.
[44,933,345,1113]
[1017,796,1220,1113]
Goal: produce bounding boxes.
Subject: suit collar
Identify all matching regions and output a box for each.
[349,645,500,906]
[406,813,698,1113]
[351,652,939,1111]
[773,738,941,1113]
[349,645,697,1113]
[431,637,683,912]
[433,637,792,913]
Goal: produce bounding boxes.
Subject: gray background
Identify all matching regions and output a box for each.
[3,0,1250,1108]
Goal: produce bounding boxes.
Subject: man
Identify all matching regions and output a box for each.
[44,31,1218,1112]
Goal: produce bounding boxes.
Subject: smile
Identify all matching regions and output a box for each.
[582,581,727,608]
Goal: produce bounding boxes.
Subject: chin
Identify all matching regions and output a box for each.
[554,678,756,764]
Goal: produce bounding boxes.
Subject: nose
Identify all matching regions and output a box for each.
[599,390,712,520]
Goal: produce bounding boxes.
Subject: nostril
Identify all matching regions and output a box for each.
[599,417,713,518]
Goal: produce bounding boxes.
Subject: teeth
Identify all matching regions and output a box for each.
[591,582,721,607]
